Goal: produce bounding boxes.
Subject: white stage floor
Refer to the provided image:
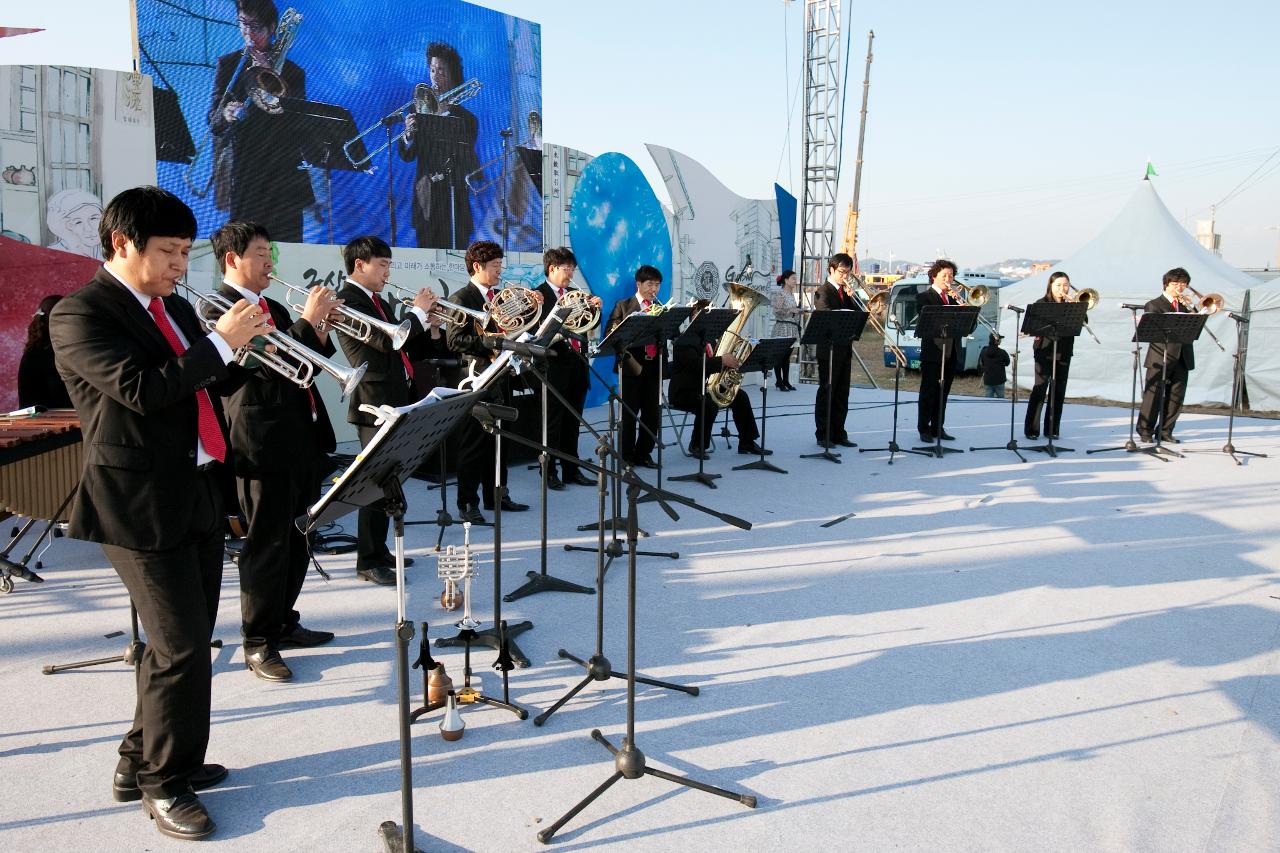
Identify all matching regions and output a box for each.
[2,386,1278,852]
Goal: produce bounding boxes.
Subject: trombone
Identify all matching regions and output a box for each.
[179,282,367,399]
[1066,284,1102,344]
[343,78,482,169]
[946,279,1002,340]
[269,274,413,350]
[850,278,908,366]
[1177,285,1227,351]
[385,282,488,328]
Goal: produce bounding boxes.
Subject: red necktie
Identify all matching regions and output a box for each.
[147,297,226,463]
[641,300,657,359]
[1171,298,1179,313]
[260,297,317,419]
[370,294,414,381]
[941,289,951,305]
[559,288,582,352]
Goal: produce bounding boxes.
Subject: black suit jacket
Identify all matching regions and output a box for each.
[605,296,667,375]
[214,286,336,473]
[1143,294,1195,371]
[536,282,590,392]
[915,287,964,368]
[811,281,859,354]
[668,341,722,403]
[1030,296,1085,362]
[334,284,426,427]
[49,268,244,551]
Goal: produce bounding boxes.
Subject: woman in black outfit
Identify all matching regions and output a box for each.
[18,294,73,409]
[1024,271,1079,439]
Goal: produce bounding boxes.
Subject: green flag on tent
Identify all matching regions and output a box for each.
[1145,162,1158,178]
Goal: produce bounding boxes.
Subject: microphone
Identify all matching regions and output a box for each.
[419,357,462,367]
[1121,303,1146,310]
[1228,311,1249,323]
[1006,305,1024,314]
[484,336,550,359]
[470,401,518,426]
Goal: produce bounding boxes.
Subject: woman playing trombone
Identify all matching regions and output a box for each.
[1025,271,1082,440]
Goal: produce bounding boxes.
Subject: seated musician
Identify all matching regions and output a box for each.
[667,301,768,459]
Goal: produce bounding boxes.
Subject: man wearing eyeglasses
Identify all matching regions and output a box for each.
[812,252,858,448]
[205,0,313,242]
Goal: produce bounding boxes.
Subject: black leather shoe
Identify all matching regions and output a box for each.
[1049,432,1061,440]
[918,431,935,443]
[632,455,659,469]
[483,496,529,512]
[356,565,396,585]
[459,505,486,525]
[142,791,216,840]
[1025,431,1040,440]
[834,437,857,448]
[1160,434,1180,444]
[563,470,595,486]
[546,475,566,491]
[1137,433,1154,443]
[738,442,773,456]
[114,764,228,803]
[938,430,956,441]
[245,647,292,682]
[278,625,334,649]
[370,553,414,569]
[688,445,710,460]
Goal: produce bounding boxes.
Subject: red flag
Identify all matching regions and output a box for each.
[0,27,44,38]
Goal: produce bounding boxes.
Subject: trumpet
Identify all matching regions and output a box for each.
[180,283,367,399]
[1066,284,1102,344]
[269,274,413,350]
[385,282,488,328]
[344,78,482,169]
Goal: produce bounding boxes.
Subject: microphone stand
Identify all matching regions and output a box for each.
[1184,304,1266,464]
[382,117,399,245]
[969,305,1027,462]
[1088,305,1165,461]
[861,317,930,464]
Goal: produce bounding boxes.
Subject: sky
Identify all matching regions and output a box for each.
[2,0,1277,269]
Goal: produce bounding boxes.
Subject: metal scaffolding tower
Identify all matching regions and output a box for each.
[798,0,842,381]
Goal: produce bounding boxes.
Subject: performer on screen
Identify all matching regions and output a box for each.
[210,221,340,682]
[605,265,665,469]
[1137,267,1196,444]
[916,259,962,443]
[812,253,857,448]
[399,41,480,249]
[668,301,767,458]
[335,236,441,584]
[49,186,268,840]
[535,247,599,488]
[1024,271,1080,440]
[207,0,314,242]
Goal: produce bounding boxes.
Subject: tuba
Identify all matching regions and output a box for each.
[706,283,766,407]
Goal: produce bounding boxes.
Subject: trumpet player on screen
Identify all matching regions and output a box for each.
[399,41,481,249]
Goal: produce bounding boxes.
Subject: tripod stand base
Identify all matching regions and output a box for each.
[913,442,963,457]
[378,820,424,853]
[859,441,931,464]
[576,517,649,537]
[1025,442,1074,457]
[534,649,699,726]
[732,457,788,474]
[668,471,721,488]
[800,449,842,463]
[504,570,595,602]
[536,729,756,844]
[435,620,533,668]
[968,440,1028,463]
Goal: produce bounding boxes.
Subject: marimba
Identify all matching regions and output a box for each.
[1,410,81,592]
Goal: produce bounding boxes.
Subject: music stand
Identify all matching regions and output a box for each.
[1184,295,1266,464]
[670,308,738,488]
[637,306,692,503]
[1020,301,1087,458]
[733,337,794,474]
[152,87,195,164]
[799,309,868,463]
[413,113,473,249]
[912,305,978,458]
[1134,311,1206,459]
[303,387,484,853]
[1087,305,1157,461]
[284,97,368,246]
[861,315,932,464]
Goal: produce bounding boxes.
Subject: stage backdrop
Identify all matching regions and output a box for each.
[138,0,542,252]
[0,65,157,410]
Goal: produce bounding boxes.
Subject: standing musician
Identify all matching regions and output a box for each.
[770,270,799,391]
[210,221,339,682]
[1024,271,1080,440]
[535,247,599,488]
[604,265,666,468]
[49,186,268,840]
[812,252,858,448]
[399,41,480,249]
[207,0,313,242]
[667,301,767,458]
[1137,267,1196,443]
[916,259,963,443]
[445,240,531,523]
[336,236,443,584]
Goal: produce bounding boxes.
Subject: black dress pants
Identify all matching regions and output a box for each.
[672,386,758,450]
[1138,361,1189,438]
[1025,356,1071,437]
[814,344,851,440]
[917,358,956,434]
[455,384,510,510]
[103,468,223,800]
[619,357,660,462]
[356,423,393,566]
[545,369,589,478]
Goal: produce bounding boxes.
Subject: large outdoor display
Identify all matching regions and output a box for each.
[138,0,543,251]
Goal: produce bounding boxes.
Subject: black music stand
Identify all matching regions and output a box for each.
[152,87,195,164]
[861,315,931,464]
[303,387,483,853]
[1135,311,1206,459]
[410,113,473,249]
[800,309,868,463]
[670,308,738,488]
[637,306,692,503]
[1087,304,1155,460]
[1185,295,1266,464]
[912,305,978,458]
[285,97,367,246]
[969,307,1027,463]
[1020,301,1087,458]
[733,337,794,474]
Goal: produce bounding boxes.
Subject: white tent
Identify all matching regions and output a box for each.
[996,179,1276,410]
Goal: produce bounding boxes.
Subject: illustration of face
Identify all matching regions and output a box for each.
[46,191,105,259]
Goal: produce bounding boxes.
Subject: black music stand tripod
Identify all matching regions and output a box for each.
[912,305,978,458]
[637,306,692,503]
[1087,305,1156,460]
[800,309,868,463]
[670,308,738,488]
[1185,297,1266,465]
[970,305,1027,463]
[861,314,931,464]
[304,387,484,853]
[1021,301,1087,458]
[536,457,757,843]
[733,336,794,474]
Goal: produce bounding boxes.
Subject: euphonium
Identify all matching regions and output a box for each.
[244,7,302,114]
[706,282,766,407]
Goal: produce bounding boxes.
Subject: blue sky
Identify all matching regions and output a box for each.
[4,0,1277,267]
